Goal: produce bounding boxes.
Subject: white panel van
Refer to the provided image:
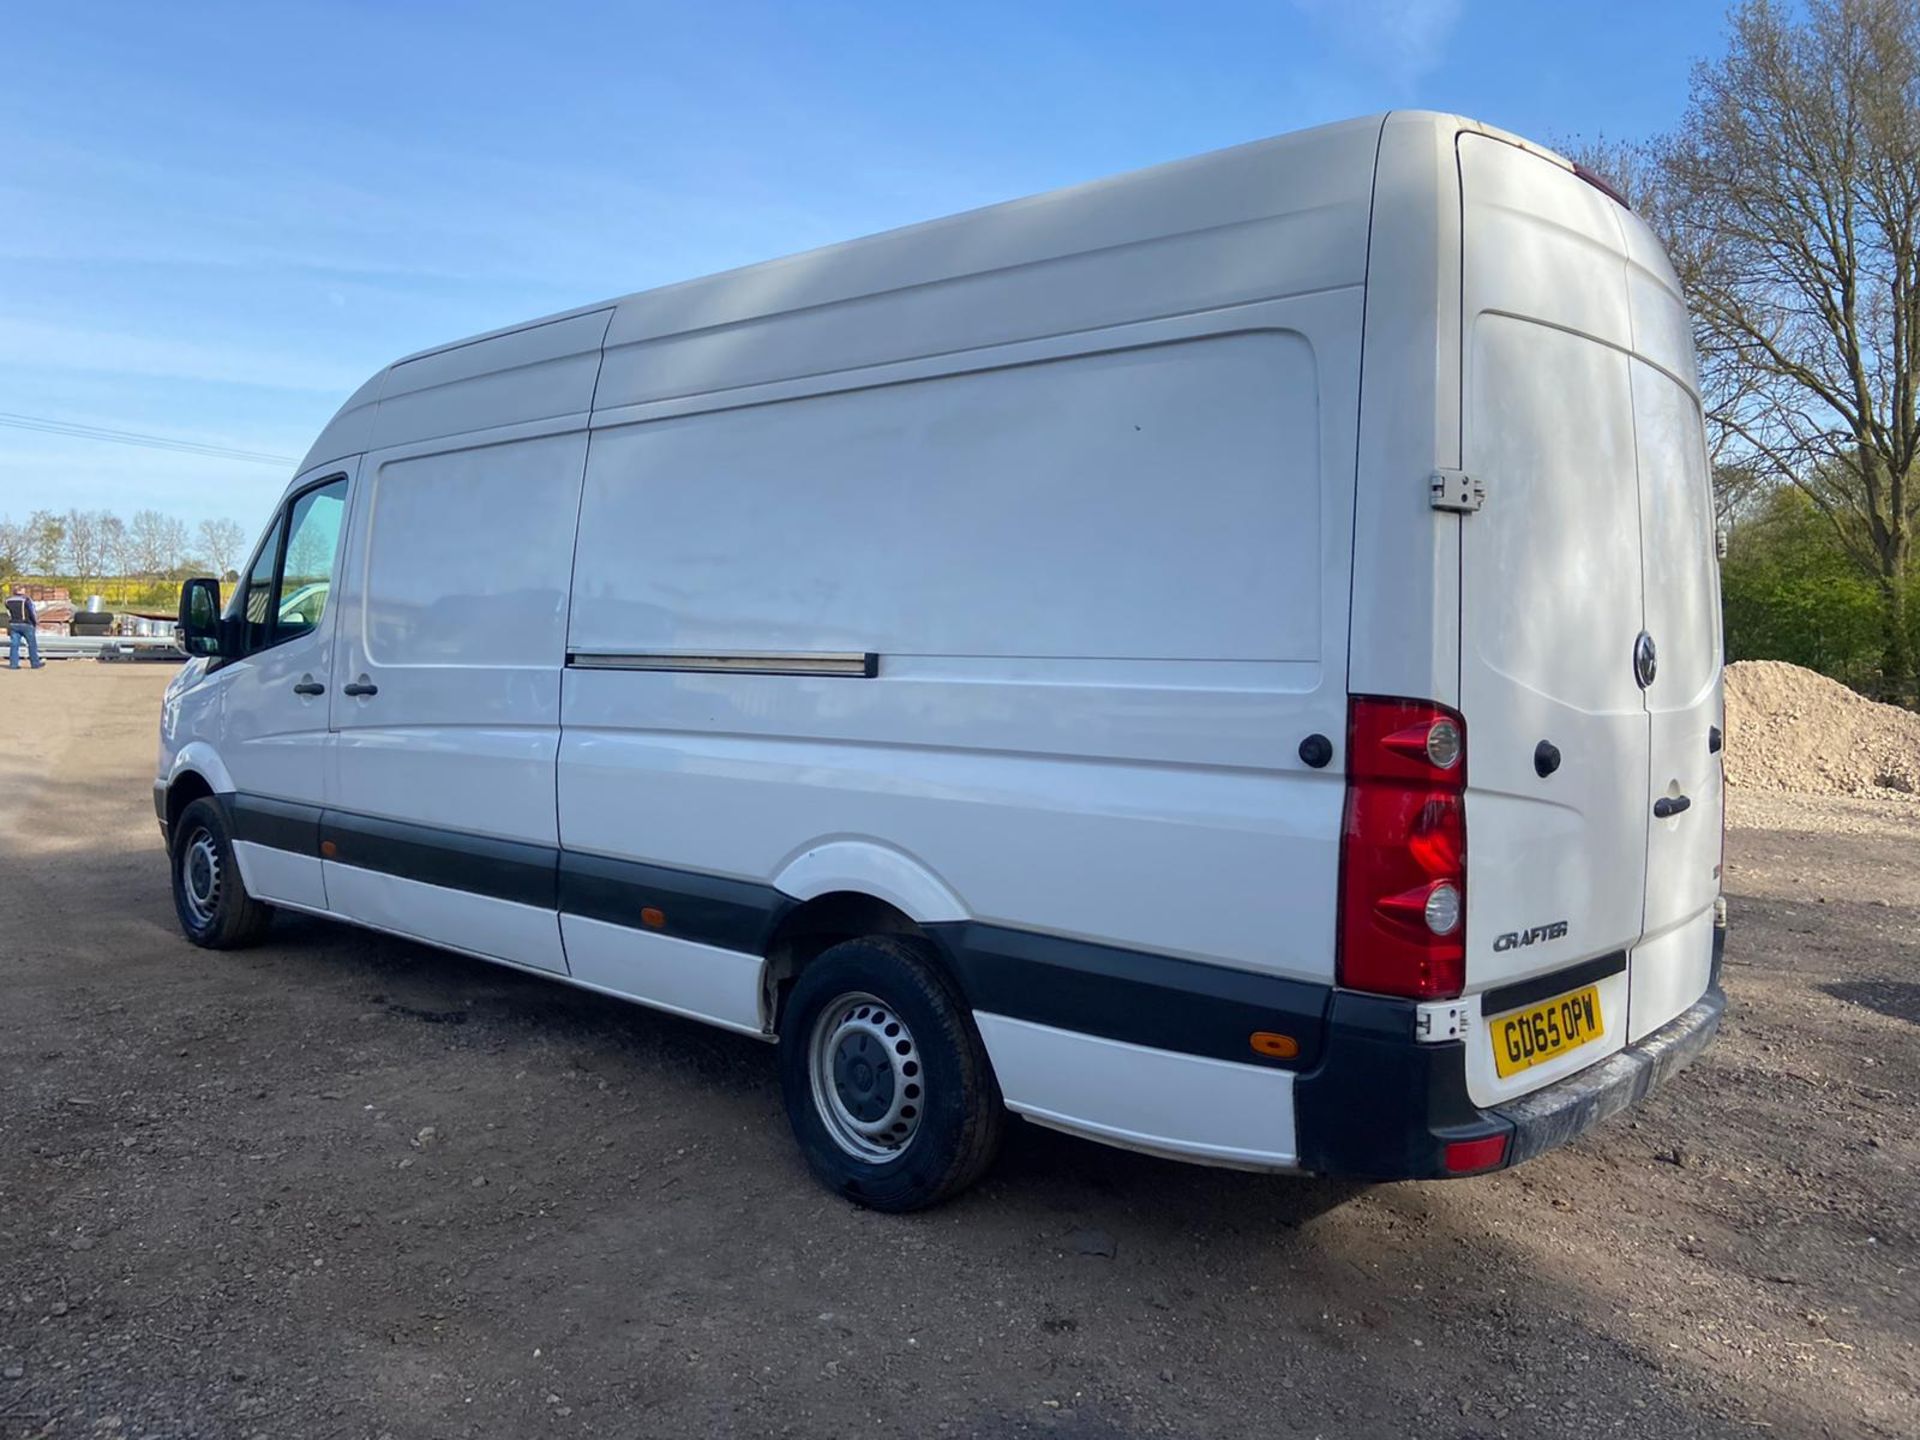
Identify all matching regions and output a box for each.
[157,112,1727,1210]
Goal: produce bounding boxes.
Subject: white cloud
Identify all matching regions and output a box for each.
[0,317,364,394]
[1291,0,1465,88]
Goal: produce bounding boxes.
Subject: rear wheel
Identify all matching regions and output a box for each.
[170,796,273,949]
[778,935,1004,1211]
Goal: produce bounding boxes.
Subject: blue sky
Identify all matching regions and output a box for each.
[2,0,1733,536]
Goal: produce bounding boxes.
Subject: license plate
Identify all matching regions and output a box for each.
[1490,984,1604,1078]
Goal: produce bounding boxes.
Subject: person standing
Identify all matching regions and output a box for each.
[6,587,45,669]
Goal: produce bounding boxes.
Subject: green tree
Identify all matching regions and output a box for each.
[25,510,65,575]
[1666,0,1920,699]
[0,518,27,577]
[1722,487,1889,688]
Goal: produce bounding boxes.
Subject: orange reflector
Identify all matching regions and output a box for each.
[1249,1031,1299,1060]
[640,907,666,929]
[320,839,337,858]
[1443,1134,1509,1175]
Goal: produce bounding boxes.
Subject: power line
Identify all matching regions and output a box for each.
[0,412,296,467]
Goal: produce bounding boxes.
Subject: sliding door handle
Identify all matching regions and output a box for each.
[342,675,379,698]
[1653,794,1691,819]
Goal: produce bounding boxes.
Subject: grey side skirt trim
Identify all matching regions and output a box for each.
[226,794,324,858]
[558,850,795,953]
[324,810,557,910]
[211,791,1335,1069]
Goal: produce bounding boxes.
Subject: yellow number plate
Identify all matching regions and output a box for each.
[1490,984,1604,1078]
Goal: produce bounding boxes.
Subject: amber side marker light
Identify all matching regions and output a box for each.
[1248,1031,1299,1060]
[1443,1134,1510,1175]
[320,839,337,859]
[640,906,667,929]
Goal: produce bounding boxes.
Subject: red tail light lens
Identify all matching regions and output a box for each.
[1443,1133,1509,1174]
[1338,697,1468,1000]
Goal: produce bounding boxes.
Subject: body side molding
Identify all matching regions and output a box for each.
[216,792,1333,1069]
[567,651,877,678]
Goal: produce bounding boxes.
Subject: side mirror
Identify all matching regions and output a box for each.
[177,577,223,657]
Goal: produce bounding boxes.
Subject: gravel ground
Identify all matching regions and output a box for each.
[1,664,1915,1439]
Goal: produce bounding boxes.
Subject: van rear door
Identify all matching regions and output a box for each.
[1627,357,1724,1039]
[1454,132,1725,1100]
[1453,132,1717,1105]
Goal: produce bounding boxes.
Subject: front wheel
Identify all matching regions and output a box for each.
[170,796,274,949]
[777,936,1005,1211]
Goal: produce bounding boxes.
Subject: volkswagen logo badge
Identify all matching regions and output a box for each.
[1633,631,1658,689]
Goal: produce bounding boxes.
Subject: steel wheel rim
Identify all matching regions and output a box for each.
[808,991,924,1161]
[180,826,222,929]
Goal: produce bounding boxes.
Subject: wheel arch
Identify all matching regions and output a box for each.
[763,842,971,1034]
[772,839,967,922]
[760,890,990,1036]
[164,742,235,813]
[762,891,929,1034]
[163,767,220,835]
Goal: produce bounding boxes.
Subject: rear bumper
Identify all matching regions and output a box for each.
[1295,922,1727,1180]
[1498,982,1723,1166]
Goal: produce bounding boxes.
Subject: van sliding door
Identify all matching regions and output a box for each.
[323,427,587,975]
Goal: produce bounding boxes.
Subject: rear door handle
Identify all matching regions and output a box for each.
[292,676,325,696]
[342,675,379,698]
[1653,795,1692,819]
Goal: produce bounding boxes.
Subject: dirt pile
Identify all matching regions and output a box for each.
[1724,659,1920,797]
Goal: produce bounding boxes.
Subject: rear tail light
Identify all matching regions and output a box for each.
[1338,697,1468,1000]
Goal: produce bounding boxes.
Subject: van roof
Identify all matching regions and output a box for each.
[297,110,1549,477]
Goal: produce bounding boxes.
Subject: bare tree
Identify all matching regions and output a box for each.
[196,517,247,581]
[62,509,114,589]
[63,508,94,585]
[1659,0,1920,697]
[99,513,129,579]
[128,509,170,578]
[1559,131,1775,527]
[127,509,192,578]
[157,514,190,576]
[158,514,188,579]
[1713,460,1775,545]
[2,508,237,584]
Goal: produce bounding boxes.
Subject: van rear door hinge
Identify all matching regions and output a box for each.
[1414,1000,1469,1043]
[1429,469,1485,513]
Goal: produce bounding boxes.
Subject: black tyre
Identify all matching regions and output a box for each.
[777,935,1005,1211]
[170,796,274,949]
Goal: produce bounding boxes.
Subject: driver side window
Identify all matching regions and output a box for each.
[276,482,346,641]
[225,477,348,657]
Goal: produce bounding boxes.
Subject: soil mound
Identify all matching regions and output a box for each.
[1724,659,1920,797]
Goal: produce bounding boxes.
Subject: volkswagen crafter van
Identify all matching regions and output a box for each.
[159,112,1726,1210]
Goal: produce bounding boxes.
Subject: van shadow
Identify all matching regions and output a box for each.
[262,908,1367,1232]
[1820,978,1920,1025]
